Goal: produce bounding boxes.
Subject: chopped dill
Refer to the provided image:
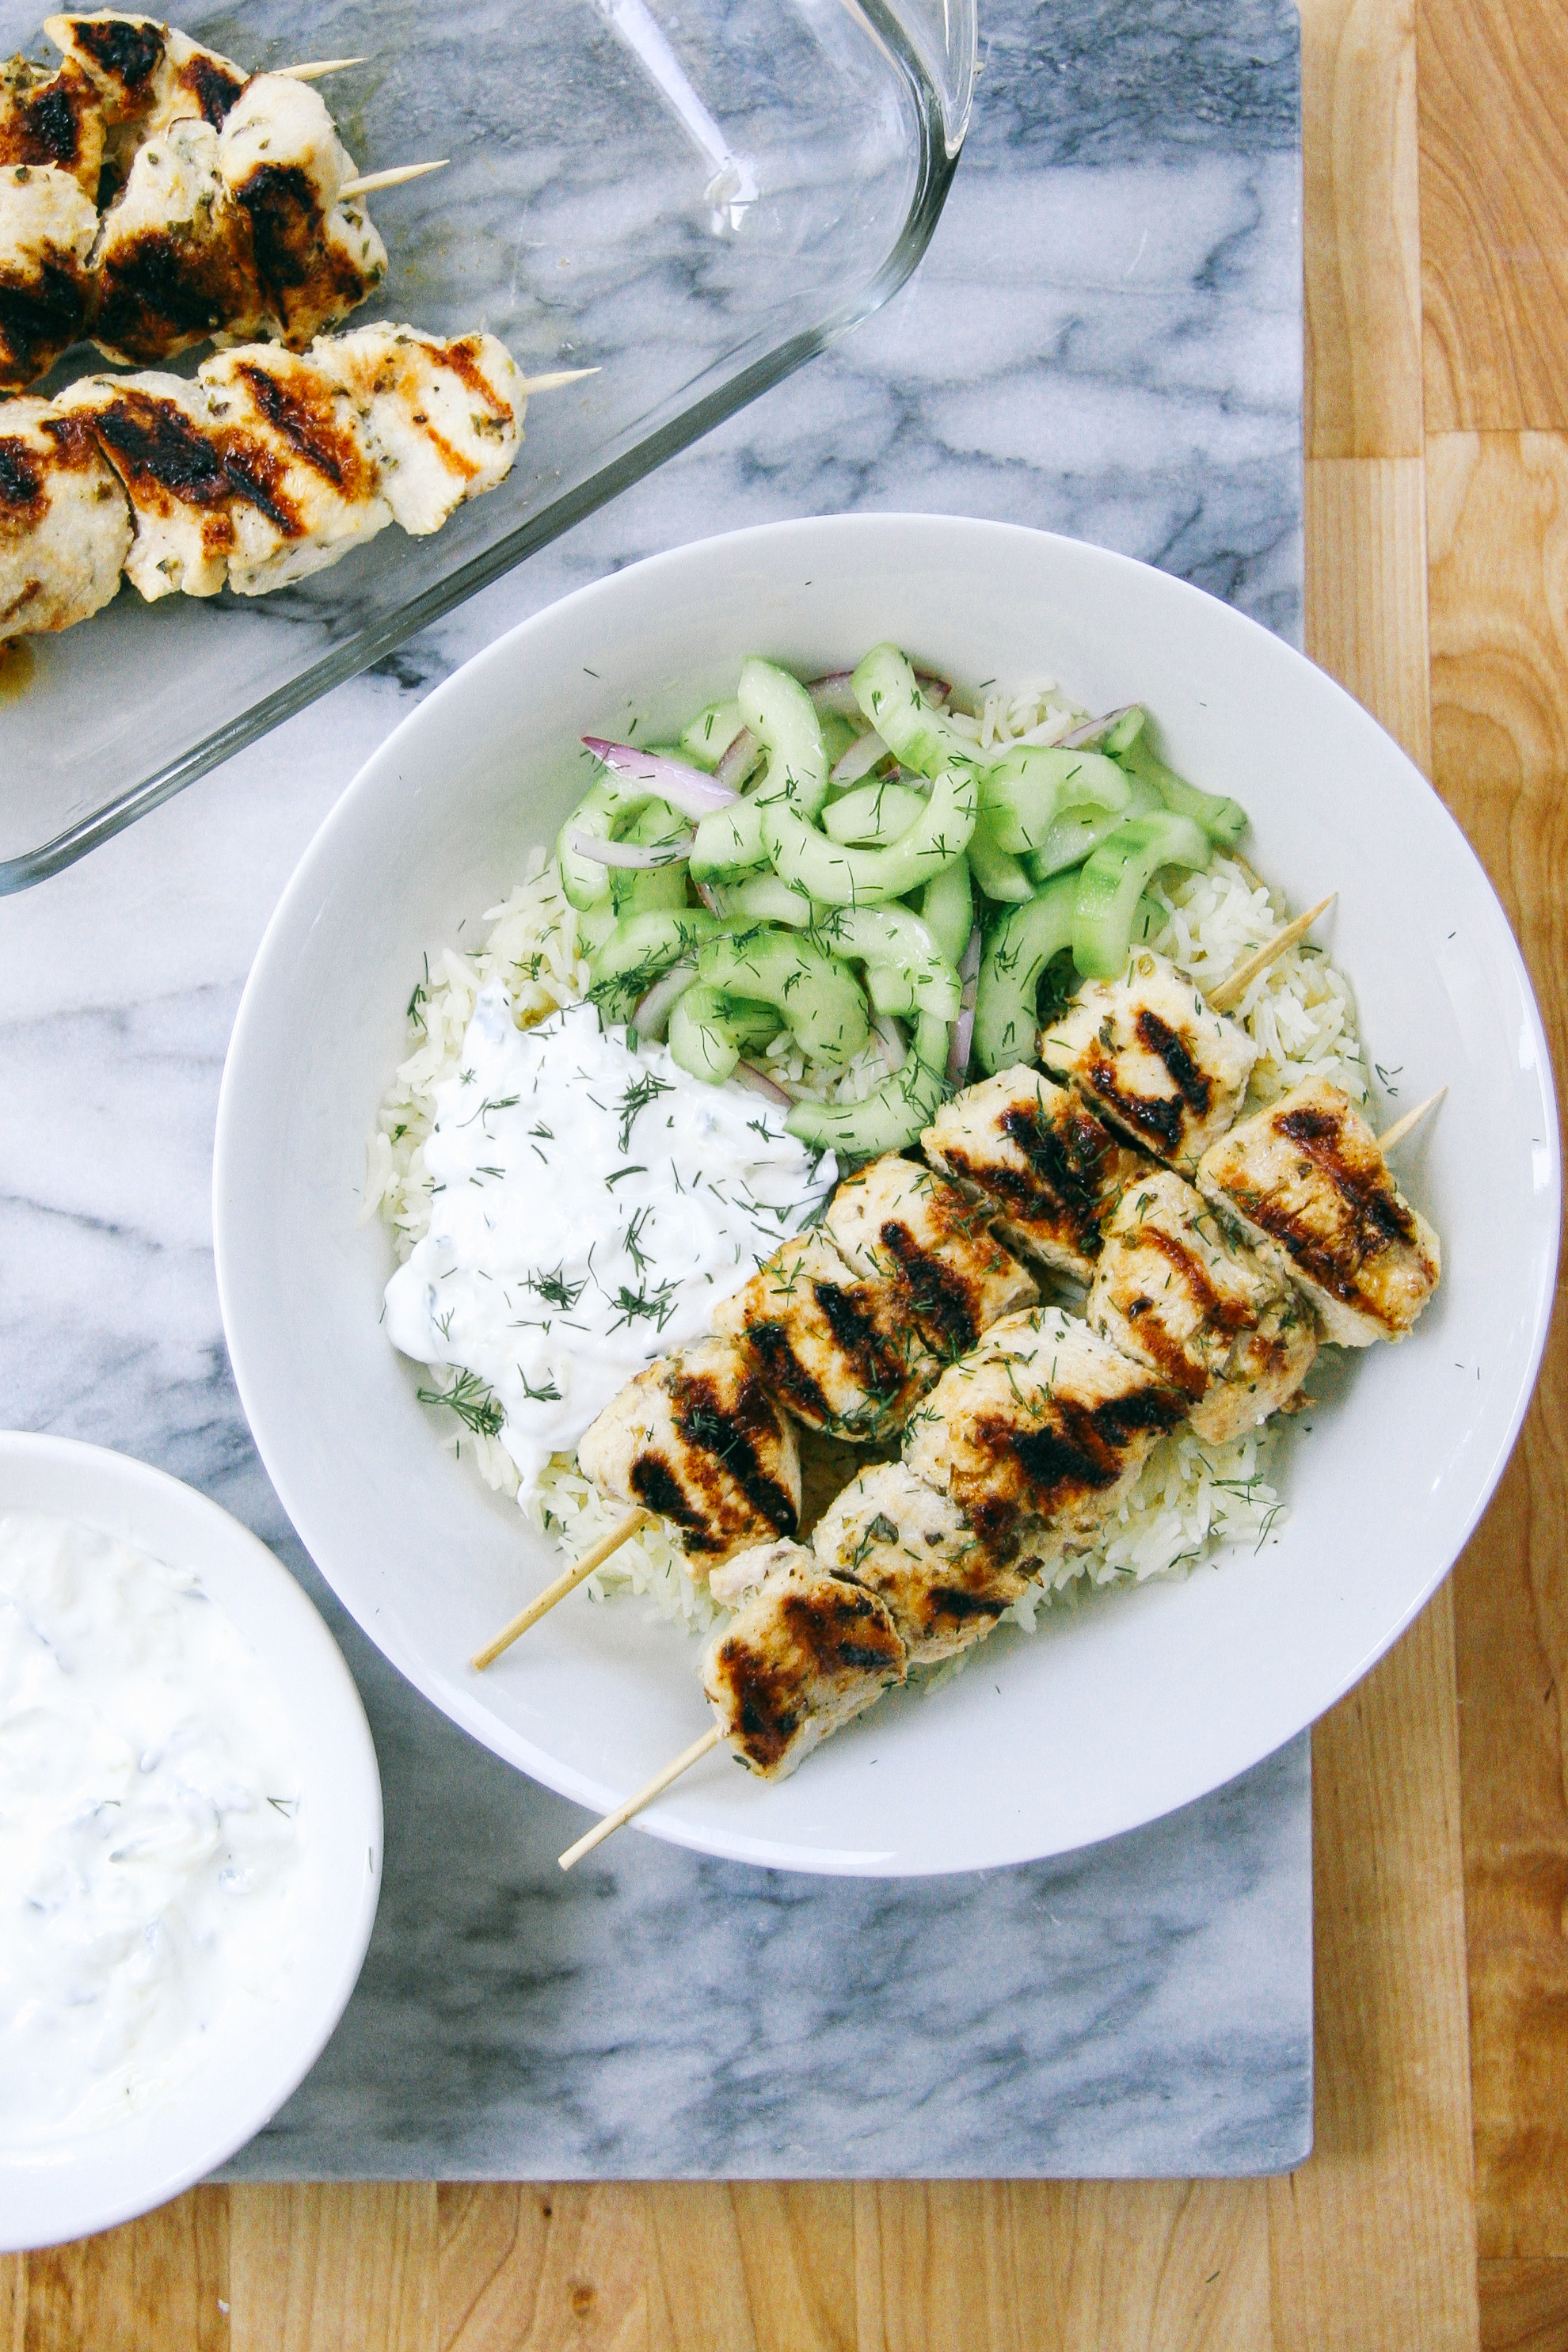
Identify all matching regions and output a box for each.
[616,1070,672,1154]
[416,1369,504,1437]
[526,1265,586,1310]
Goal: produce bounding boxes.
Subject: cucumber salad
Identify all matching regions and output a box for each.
[558,644,1249,1153]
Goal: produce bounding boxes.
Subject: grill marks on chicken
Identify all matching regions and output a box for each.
[711,1227,937,1442]
[200,343,391,591]
[922,1064,1143,1281]
[0,160,97,387]
[217,74,385,348]
[1,25,390,386]
[700,1549,906,1777]
[314,325,522,535]
[578,1335,802,1570]
[903,1307,1186,1568]
[810,1460,1033,1662]
[0,325,523,622]
[55,366,226,592]
[0,390,127,626]
[1197,1077,1441,1345]
[1087,1167,1317,1440]
[45,10,166,121]
[0,54,105,192]
[1041,950,1258,1175]
[824,1153,1037,1362]
[90,112,258,363]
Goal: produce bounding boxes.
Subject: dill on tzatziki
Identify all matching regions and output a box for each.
[382,993,835,1497]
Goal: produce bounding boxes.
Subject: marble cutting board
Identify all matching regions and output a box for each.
[0,0,1313,2178]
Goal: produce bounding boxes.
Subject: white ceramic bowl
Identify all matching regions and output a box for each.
[0,1434,381,2251]
[213,515,1558,1877]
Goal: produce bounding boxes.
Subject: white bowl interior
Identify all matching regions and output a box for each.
[214,515,1559,1875]
[0,1434,382,2250]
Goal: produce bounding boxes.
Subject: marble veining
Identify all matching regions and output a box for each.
[0,0,1312,2175]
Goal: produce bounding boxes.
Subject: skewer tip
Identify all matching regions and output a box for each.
[276,57,368,81]
[1207,892,1338,1014]
[470,1505,653,1670]
[558,1723,724,1871]
[337,158,450,200]
[1377,1086,1447,1154]
[516,367,601,394]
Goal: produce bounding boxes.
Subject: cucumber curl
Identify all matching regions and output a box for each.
[785,1013,950,1155]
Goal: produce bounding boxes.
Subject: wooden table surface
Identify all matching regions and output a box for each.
[7,1,1566,2342]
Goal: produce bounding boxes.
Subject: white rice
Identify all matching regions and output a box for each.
[362,688,1368,1636]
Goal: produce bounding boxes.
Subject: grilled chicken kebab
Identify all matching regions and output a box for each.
[2,15,393,388]
[560,946,1441,1783]
[0,320,521,626]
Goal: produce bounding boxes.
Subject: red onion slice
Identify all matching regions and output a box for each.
[946,923,983,1086]
[829,729,890,786]
[805,671,861,718]
[632,960,698,1041]
[568,829,694,868]
[1061,705,1137,750]
[870,1013,908,1074]
[733,1060,793,1105]
[582,737,736,815]
[946,1007,976,1087]
[714,726,763,794]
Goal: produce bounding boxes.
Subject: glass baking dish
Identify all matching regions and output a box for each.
[0,0,972,889]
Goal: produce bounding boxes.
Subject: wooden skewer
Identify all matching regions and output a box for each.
[558,1724,722,1871]
[470,1507,653,1670]
[1377,1087,1446,1153]
[1207,894,1337,1014]
[337,158,449,199]
[550,1076,1447,1866]
[516,367,600,394]
[276,58,367,81]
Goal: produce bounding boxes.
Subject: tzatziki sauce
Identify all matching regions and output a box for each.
[0,1512,305,2149]
[384,991,835,1494]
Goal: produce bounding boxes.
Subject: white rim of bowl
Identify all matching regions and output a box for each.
[0,1433,382,2249]
[214,512,1562,1874]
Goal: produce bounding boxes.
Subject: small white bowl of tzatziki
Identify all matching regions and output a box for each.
[0,1432,380,2252]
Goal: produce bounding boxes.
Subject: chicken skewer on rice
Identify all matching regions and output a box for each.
[478,1153,1044,1662]
[1197,1075,1441,1346]
[558,1303,1188,1863]
[491,989,1337,1669]
[922,906,1337,1285]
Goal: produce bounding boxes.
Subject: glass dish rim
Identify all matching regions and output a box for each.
[1,0,971,895]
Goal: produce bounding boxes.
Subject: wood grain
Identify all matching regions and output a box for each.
[439,2184,657,2351]
[1418,0,1568,432]
[1269,1588,1479,2352]
[854,2179,1277,2351]
[1303,0,1425,457]
[436,2183,855,2352]
[18,2189,228,2352]
[1304,456,1432,767]
[229,2186,436,2352]
[1479,2259,1568,2352]
[1426,429,1568,2258]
